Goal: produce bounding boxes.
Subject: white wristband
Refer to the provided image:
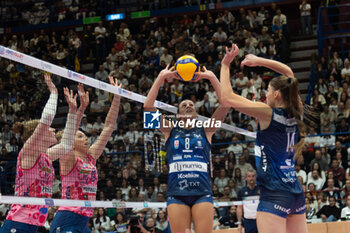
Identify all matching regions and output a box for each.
[60,113,77,153]
[40,93,58,125]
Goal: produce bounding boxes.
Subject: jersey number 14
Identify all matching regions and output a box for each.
[286,132,296,153]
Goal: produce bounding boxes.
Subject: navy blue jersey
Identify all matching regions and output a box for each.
[165,126,212,196]
[255,108,303,194]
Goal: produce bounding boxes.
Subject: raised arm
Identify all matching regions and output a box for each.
[88,77,120,160]
[241,54,294,78]
[75,83,89,132]
[194,66,230,141]
[220,44,272,122]
[241,53,303,111]
[47,88,77,161]
[144,65,177,139]
[21,74,58,166]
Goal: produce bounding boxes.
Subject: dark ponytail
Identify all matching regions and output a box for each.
[269,76,306,161]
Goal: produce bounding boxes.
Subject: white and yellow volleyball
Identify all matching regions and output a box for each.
[175,55,200,81]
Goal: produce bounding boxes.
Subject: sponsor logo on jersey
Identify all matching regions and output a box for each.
[79,169,91,174]
[169,161,207,173]
[173,154,182,160]
[82,186,97,193]
[197,140,202,147]
[274,204,291,214]
[184,154,192,159]
[41,186,52,194]
[177,173,200,179]
[174,140,179,149]
[295,205,306,213]
[41,166,52,174]
[179,180,189,190]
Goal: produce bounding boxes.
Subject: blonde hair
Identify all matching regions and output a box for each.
[56,130,64,142]
[13,120,40,142]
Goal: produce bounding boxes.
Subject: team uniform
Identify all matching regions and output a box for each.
[255,108,305,218]
[237,186,259,233]
[166,126,213,207]
[1,151,54,233]
[50,154,97,233]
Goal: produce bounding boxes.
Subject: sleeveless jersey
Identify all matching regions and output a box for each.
[255,108,303,194]
[6,150,54,226]
[58,154,98,217]
[165,126,212,196]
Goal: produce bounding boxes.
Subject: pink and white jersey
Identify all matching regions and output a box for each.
[59,154,98,217]
[6,150,54,226]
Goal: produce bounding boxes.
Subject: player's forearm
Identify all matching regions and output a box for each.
[105,95,120,127]
[144,76,165,109]
[208,75,222,101]
[255,57,294,78]
[220,65,234,102]
[237,205,243,222]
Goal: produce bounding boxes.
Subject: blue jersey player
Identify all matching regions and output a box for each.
[221,44,308,233]
[144,65,229,233]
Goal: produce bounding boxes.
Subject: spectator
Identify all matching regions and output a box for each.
[93,208,113,233]
[103,179,115,200]
[159,48,173,65]
[316,196,341,222]
[95,65,109,82]
[234,72,250,95]
[341,194,350,219]
[272,8,287,25]
[329,159,346,183]
[95,22,107,62]
[220,185,236,201]
[213,205,238,229]
[226,136,244,159]
[307,162,326,181]
[233,167,245,191]
[155,210,168,232]
[214,168,230,192]
[213,27,227,44]
[341,59,350,81]
[295,164,307,184]
[93,116,105,133]
[305,197,316,219]
[300,0,312,35]
[307,170,325,190]
[111,213,128,233]
[310,149,329,171]
[323,178,341,201]
[212,184,224,200]
[90,96,104,113]
[158,164,169,184]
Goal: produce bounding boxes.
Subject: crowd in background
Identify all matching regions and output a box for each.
[1,0,350,232]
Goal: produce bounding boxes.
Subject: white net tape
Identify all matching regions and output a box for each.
[0,195,259,208]
[0,45,256,138]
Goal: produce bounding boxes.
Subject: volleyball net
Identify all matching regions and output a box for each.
[0,45,260,213]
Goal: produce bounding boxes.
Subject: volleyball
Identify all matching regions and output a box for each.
[175,55,200,81]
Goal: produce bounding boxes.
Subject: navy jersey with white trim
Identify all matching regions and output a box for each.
[255,108,303,194]
[165,126,212,196]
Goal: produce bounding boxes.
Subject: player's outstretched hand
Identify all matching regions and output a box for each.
[222,44,239,67]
